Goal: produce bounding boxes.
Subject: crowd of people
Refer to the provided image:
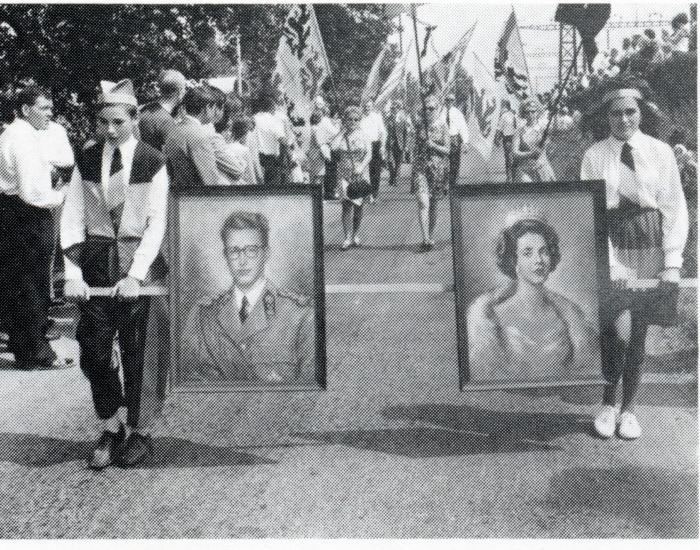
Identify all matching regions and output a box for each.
[0,9,694,468]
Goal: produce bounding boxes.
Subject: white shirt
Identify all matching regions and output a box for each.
[101,137,138,194]
[440,105,469,142]
[580,131,689,271]
[360,111,387,145]
[62,136,169,282]
[314,116,339,147]
[0,118,65,208]
[234,277,267,316]
[254,112,286,156]
[37,121,74,169]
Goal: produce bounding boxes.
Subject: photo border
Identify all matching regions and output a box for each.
[450,180,611,391]
[167,185,327,393]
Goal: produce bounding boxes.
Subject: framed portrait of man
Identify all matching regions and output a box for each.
[451,181,610,390]
[168,186,326,391]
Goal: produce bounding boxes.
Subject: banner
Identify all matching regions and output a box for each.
[494,9,532,100]
[272,4,331,125]
[468,54,502,161]
[425,22,476,100]
[362,43,402,106]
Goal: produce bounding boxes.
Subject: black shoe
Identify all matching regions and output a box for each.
[89,426,126,470]
[116,432,153,467]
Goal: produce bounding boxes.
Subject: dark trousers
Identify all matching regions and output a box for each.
[0,194,56,365]
[77,296,151,428]
[368,141,382,198]
[388,142,405,187]
[323,159,337,200]
[448,136,463,188]
[259,153,283,186]
[502,135,514,183]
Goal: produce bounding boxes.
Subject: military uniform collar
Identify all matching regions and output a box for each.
[233,277,268,313]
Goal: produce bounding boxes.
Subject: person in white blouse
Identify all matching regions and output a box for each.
[360,100,386,201]
[0,86,69,370]
[61,79,169,469]
[580,80,689,441]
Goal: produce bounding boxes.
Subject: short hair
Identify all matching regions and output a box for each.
[15,86,51,115]
[672,12,689,30]
[343,105,362,122]
[230,115,250,141]
[496,219,561,280]
[519,98,542,118]
[253,90,276,113]
[182,86,215,116]
[220,211,270,248]
[159,69,186,99]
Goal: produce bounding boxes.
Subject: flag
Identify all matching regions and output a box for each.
[272,4,331,125]
[555,4,611,70]
[361,43,401,106]
[469,54,502,160]
[425,22,476,99]
[494,9,532,100]
[374,38,413,110]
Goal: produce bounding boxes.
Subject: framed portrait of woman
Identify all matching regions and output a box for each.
[168,186,326,392]
[451,181,610,390]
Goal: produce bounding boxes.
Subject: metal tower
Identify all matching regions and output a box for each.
[558,23,578,85]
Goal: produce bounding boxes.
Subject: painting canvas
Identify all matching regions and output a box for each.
[451,182,610,389]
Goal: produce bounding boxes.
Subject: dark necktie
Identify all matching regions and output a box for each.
[620,142,635,172]
[446,108,451,129]
[239,296,249,324]
[110,147,123,176]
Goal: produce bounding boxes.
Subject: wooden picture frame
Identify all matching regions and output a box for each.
[450,181,610,390]
[168,185,326,392]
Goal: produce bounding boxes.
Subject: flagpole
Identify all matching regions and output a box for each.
[411,4,429,138]
[538,40,583,148]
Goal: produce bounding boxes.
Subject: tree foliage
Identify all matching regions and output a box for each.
[0,3,391,125]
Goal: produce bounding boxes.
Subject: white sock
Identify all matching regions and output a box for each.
[103,415,121,434]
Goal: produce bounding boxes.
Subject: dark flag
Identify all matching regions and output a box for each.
[555,3,611,69]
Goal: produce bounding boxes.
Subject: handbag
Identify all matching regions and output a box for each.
[346,175,373,200]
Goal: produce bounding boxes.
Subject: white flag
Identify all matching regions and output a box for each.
[272,4,331,125]
[469,54,502,160]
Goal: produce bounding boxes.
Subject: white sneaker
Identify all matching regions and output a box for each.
[341,239,352,251]
[593,405,617,439]
[352,235,361,247]
[618,411,642,440]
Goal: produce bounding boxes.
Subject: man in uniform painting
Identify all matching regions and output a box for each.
[182,211,316,386]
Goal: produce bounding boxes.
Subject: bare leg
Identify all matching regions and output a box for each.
[427,195,440,242]
[352,203,364,239]
[341,201,353,242]
[416,192,430,244]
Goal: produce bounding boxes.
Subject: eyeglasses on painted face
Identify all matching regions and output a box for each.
[224,245,264,259]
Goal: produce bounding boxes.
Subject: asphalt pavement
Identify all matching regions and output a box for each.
[0,144,696,538]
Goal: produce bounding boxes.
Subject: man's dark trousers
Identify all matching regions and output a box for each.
[0,194,56,366]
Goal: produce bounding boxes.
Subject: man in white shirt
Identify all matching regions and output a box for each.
[61,79,169,469]
[0,86,68,370]
[360,100,386,200]
[496,99,517,183]
[253,91,288,186]
[440,92,469,188]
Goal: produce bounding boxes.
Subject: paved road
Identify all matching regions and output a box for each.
[0,144,696,538]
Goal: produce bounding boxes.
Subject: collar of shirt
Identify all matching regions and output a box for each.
[203,122,217,136]
[234,277,268,314]
[606,130,644,155]
[12,117,38,134]
[101,136,137,191]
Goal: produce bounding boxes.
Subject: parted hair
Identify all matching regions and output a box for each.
[496,219,561,280]
[182,86,215,116]
[220,211,270,248]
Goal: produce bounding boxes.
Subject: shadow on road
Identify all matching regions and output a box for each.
[542,465,699,538]
[294,404,592,458]
[0,433,277,469]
